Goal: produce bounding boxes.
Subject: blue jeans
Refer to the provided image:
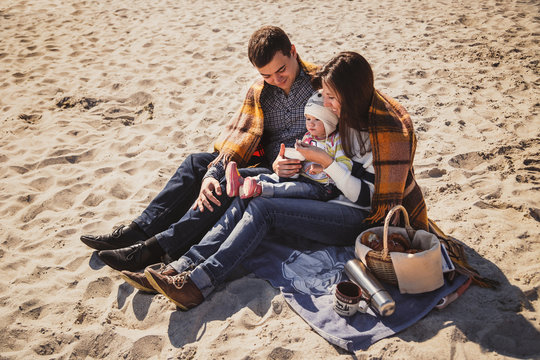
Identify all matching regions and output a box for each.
[169,196,367,297]
[257,173,340,201]
[133,152,271,259]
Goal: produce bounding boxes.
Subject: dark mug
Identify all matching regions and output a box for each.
[333,281,368,316]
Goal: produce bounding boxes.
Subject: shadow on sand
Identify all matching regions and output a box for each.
[398,240,540,358]
[112,236,539,358]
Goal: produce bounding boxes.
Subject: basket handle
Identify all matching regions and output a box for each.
[382,205,413,260]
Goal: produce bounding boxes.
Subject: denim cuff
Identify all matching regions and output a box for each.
[132,217,150,236]
[169,256,195,274]
[260,182,274,197]
[189,265,214,298]
[154,232,175,256]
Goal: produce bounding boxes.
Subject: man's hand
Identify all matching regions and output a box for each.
[192,177,222,212]
[273,143,302,178]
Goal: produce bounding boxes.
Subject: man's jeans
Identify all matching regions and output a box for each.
[170,196,368,297]
[133,152,271,259]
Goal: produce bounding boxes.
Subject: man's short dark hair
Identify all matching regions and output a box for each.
[248,26,292,68]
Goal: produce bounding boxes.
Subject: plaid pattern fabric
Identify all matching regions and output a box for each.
[366,90,428,230]
[210,58,318,168]
[367,90,495,288]
[259,69,313,164]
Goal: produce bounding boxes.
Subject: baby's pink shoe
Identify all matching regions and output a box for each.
[240,177,262,199]
[226,162,244,197]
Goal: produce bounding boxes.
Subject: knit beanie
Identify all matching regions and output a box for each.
[304,90,339,137]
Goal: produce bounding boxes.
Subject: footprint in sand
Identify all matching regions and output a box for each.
[1,327,29,352]
[8,165,29,175]
[56,96,102,110]
[19,301,45,320]
[103,106,135,124]
[109,183,130,200]
[18,113,41,124]
[168,100,183,110]
[20,203,45,223]
[137,79,155,87]
[83,193,105,207]
[94,167,114,178]
[267,347,296,360]
[125,335,165,359]
[64,255,88,272]
[83,277,113,300]
[448,151,487,170]
[122,91,153,107]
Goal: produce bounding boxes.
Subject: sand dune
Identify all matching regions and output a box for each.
[1,0,539,358]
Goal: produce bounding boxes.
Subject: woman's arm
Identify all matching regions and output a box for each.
[325,159,374,206]
[295,140,374,205]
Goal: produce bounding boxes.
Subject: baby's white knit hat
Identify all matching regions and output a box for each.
[304,90,339,137]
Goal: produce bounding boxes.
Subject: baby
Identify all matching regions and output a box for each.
[226,90,352,201]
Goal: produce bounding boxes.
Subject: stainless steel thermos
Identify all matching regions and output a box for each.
[344,259,395,316]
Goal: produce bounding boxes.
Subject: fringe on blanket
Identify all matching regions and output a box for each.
[365,203,396,225]
[428,219,499,289]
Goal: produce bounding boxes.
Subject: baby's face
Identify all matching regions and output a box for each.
[305,114,326,139]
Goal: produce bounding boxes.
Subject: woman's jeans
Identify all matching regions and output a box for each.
[133,152,271,259]
[170,196,367,297]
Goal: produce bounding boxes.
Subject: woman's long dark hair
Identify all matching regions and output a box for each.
[314,52,374,157]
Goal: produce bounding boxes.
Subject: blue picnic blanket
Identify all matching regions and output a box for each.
[242,237,467,353]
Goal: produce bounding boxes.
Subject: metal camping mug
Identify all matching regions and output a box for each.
[344,259,396,317]
[333,281,369,316]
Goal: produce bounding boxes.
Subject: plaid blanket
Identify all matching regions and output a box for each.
[366,90,428,230]
[367,91,496,288]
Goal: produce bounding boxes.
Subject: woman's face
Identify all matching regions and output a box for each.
[322,81,341,118]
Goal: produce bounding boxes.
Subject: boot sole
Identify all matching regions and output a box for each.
[144,269,189,311]
[121,273,157,294]
[80,236,142,251]
[80,236,120,251]
[97,251,142,272]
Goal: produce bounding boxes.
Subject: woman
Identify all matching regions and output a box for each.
[133,52,430,310]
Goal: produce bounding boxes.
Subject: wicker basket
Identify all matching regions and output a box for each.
[361,205,415,285]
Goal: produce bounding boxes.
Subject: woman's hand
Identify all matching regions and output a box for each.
[295,140,333,168]
[273,144,302,177]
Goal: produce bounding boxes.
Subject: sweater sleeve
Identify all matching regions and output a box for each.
[202,161,225,181]
[324,153,375,207]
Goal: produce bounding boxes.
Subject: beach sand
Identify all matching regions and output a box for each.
[1,0,539,358]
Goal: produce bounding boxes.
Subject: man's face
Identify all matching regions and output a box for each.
[255,45,299,95]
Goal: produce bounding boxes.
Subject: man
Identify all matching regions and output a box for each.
[81,26,317,273]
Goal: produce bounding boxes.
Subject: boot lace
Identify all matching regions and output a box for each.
[172,271,191,288]
[111,225,126,238]
[125,243,143,261]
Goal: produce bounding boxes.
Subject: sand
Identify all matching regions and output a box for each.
[1,0,539,358]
